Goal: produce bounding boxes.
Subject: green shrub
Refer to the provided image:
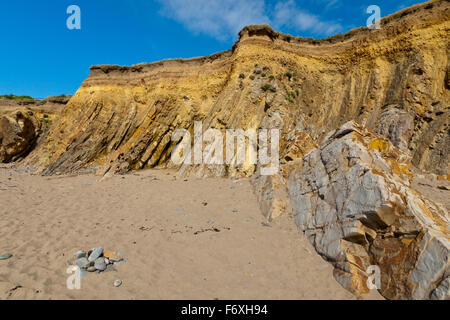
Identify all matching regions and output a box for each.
[239,73,245,79]
[0,94,34,101]
[261,84,276,92]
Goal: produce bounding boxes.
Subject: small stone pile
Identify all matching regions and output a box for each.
[74,247,125,274]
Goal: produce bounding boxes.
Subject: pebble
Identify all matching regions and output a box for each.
[109,253,124,263]
[94,257,107,271]
[113,280,122,287]
[103,251,116,259]
[73,247,125,275]
[0,254,13,260]
[75,250,86,259]
[87,266,97,272]
[75,257,90,269]
[88,247,103,262]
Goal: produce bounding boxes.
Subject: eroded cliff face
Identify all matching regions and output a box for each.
[24,0,449,177]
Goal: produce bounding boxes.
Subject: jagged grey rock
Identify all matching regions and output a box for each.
[287,121,449,300]
[376,106,414,152]
[430,277,450,300]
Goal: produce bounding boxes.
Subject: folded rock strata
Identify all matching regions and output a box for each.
[287,120,449,300]
[22,0,448,178]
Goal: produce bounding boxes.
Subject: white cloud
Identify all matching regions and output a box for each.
[156,0,342,40]
[157,0,270,41]
[273,0,342,35]
[324,0,341,10]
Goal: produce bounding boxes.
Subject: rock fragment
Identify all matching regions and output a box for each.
[0,254,13,260]
[94,257,107,271]
[87,266,96,272]
[88,247,103,262]
[430,277,450,300]
[109,253,124,263]
[75,257,89,269]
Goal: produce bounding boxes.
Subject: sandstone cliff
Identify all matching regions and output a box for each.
[23,0,448,178]
[11,0,450,300]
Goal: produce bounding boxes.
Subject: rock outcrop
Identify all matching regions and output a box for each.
[251,126,318,220]
[21,0,448,178]
[0,111,40,163]
[288,121,449,300]
[0,95,69,164]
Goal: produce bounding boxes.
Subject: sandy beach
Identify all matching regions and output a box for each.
[0,167,382,300]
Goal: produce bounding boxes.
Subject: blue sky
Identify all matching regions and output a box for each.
[0,0,427,97]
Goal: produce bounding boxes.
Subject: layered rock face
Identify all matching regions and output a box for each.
[288,121,449,299]
[24,0,449,178]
